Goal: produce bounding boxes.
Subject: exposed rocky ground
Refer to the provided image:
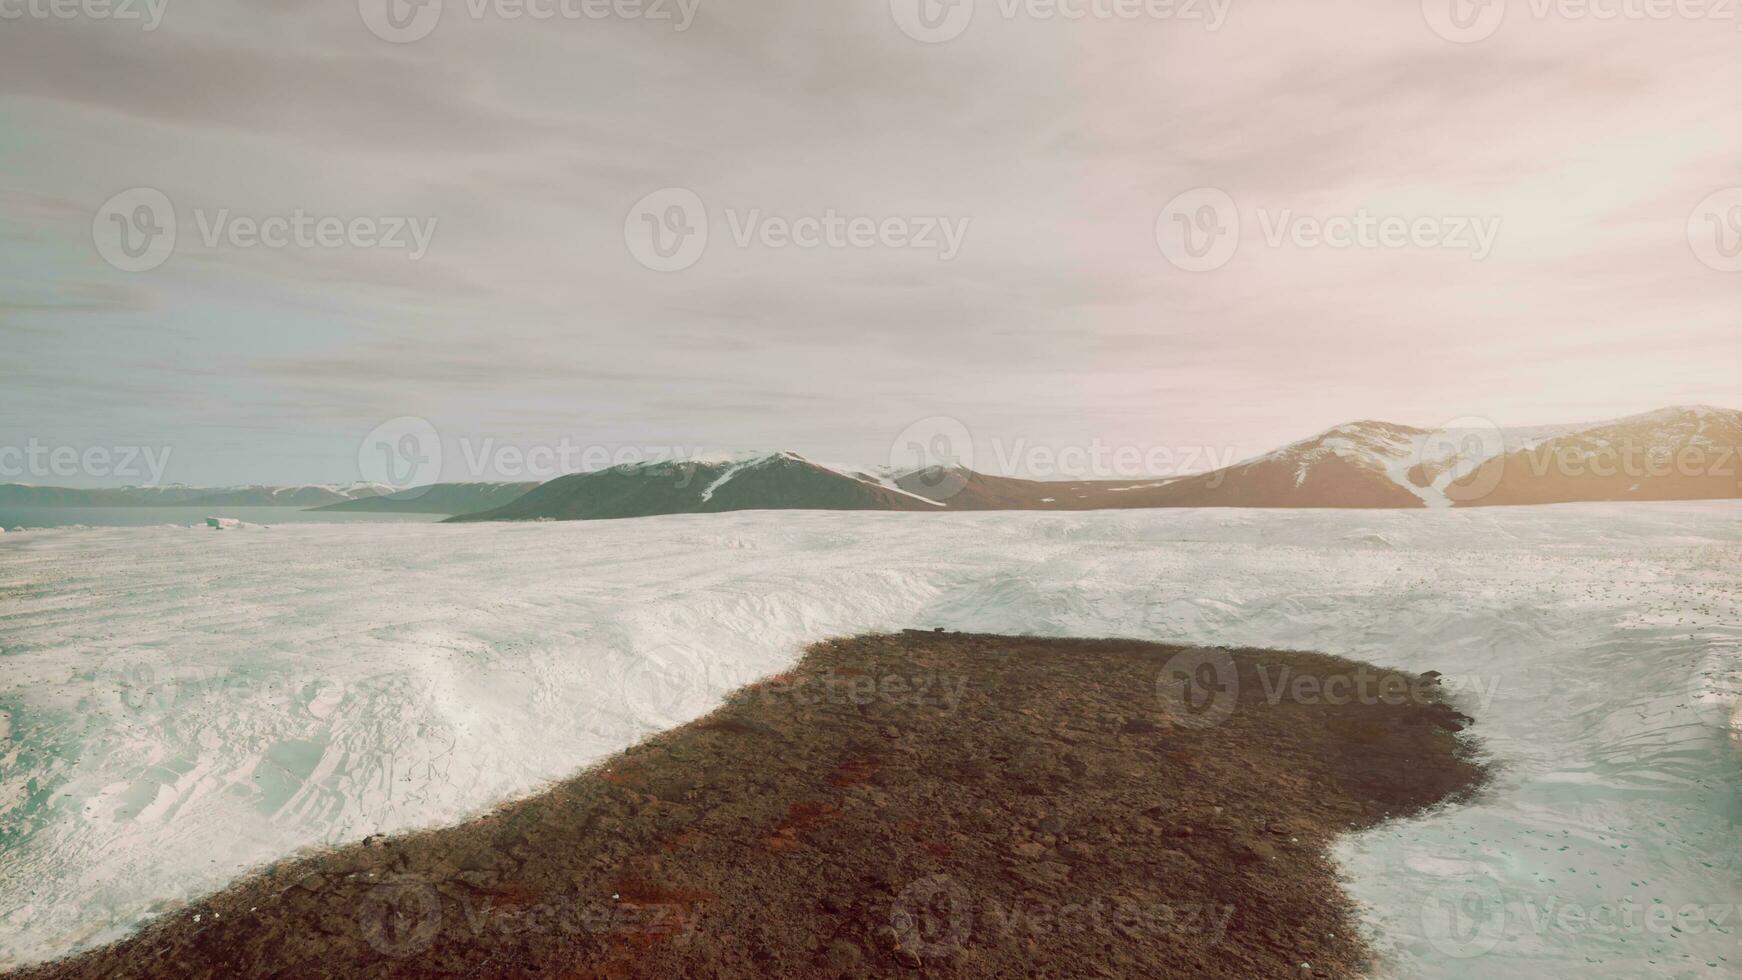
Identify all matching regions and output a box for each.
[17,632,1486,979]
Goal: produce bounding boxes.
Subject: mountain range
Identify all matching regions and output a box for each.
[0,483,394,508]
[310,482,541,514]
[7,406,1737,522]
[451,406,1742,521]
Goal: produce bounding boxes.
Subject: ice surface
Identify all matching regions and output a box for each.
[1,504,1740,976]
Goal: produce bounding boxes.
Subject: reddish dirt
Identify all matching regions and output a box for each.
[14,632,1486,979]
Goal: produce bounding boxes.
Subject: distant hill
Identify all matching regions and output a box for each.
[175,485,395,508]
[13,406,1736,522]
[0,485,216,507]
[1126,406,1742,510]
[0,483,393,508]
[311,482,539,515]
[1447,406,1742,506]
[446,453,944,522]
[448,406,1741,522]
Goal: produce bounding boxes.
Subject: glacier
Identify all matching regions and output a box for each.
[1,503,1739,976]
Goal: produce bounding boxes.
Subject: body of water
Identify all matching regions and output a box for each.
[0,506,444,530]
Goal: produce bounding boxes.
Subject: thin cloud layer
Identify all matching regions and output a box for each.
[2,0,1737,485]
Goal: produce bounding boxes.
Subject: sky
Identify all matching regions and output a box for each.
[1,0,1738,487]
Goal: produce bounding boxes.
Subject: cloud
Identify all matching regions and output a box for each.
[1,0,1738,484]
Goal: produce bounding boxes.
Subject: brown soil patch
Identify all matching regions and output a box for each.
[15,632,1486,979]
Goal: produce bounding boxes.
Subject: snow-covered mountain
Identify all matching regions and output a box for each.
[452,406,1741,521]
[447,452,945,522]
[1111,405,1742,509]
[1454,405,1742,506]
[172,484,398,508]
[311,482,540,515]
[14,406,1735,521]
[0,483,397,508]
[0,484,216,507]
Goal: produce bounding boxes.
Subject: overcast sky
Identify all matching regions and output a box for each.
[2,0,1738,486]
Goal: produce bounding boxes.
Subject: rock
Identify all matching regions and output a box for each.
[1036,816,1064,834]
[1011,841,1048,859]
[1236,839,1278,863]
[454,849,499,873]
[881,726,902,739]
